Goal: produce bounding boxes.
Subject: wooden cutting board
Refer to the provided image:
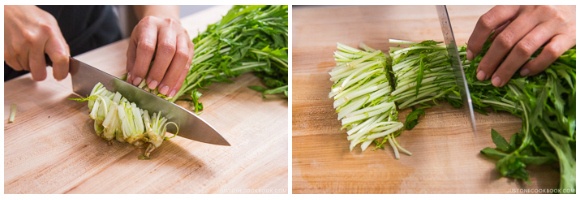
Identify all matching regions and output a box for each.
[4,6,288,194]
[292,5,559,193]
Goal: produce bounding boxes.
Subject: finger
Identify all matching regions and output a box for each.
[15,43,31,71]
[129,20,158,86]
[28,37,48,81]
[126,36,137,82]
[159,33,190,97]
[521,34,575,76]
[4,50,24,71]
[489,20,510,41]
[476,11,540,83]
[146,26,177,90]
[173,39,192,94]
[487,17,546,87]
[467,6,519,60]
[493,23,554,83]
[45,29,70,81]
[171,69,187,98]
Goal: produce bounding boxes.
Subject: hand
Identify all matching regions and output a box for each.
[126,7,193,98]
[467,5,575,87]
[4,5,70,81]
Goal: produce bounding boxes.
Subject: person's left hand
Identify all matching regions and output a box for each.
[126,16,193,97]
[467,6,575,87]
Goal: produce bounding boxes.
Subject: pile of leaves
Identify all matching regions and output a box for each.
[394,40,576,193]
[330,40,575,193]
[139,5,288,112]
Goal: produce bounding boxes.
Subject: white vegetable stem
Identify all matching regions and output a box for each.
[329,43,407,157]
[8,104,17,123]
[76,82,179,159]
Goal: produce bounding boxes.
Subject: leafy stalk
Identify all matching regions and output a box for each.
[167,5,288,112]
[331,38,575,192]
[391,39,575,193]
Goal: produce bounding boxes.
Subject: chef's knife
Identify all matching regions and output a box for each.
[436,5,477,134]
[69,57,230,146]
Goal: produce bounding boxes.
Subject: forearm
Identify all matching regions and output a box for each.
[133,5,179,20]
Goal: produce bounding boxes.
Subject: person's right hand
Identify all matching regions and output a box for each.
[4,5,70,81]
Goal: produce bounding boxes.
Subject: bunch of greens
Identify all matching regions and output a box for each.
[169,5,288,112]
[472,46,576,193]
[330,38,575,192]
[72,83,179,159]
[389,39,458,109]
[329,43,408,159]
[387,39,576,193]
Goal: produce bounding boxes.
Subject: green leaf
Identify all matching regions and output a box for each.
[404,108,425,130]
[520,155,553,165]
[480,147,507,160]
[496,154,529,181]
[491,129,511,152]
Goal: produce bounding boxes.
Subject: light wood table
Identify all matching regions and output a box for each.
[4,6,288,194]
[292,5,559,193]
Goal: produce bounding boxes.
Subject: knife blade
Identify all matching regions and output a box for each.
[69,57,230,146]
[436,5,477,134]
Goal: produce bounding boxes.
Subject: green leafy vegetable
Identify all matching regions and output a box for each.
[72,83,179,159]
[490,129,511,152]
[404,108,425,130]
[163,5,288,112]
[387,39,575,193]
[330,38,575,193]
[329,42,408,159]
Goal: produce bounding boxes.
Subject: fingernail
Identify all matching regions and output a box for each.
[476,70,486,81]
[492,76,502,87]
[132,76,142,86]
[520,68,530,76]
[127,72,132,82]
[467,50,473,60]
[148,80,158,89]
[168,89,177,97]
[159,85,170,95]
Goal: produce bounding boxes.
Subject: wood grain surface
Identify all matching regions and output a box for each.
[292,5,559,194]
[4,6,288,194]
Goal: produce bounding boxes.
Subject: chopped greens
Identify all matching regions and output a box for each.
[330,38,575,193]
[72,83,179,159]
[329,43,407,159]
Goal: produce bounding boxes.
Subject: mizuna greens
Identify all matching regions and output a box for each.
[139,5,288,113]
[329,40,575,193]
[329,43,408,159]
[72,83,179,159]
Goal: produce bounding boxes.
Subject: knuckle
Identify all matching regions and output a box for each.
[159,42,176,55]
[38,23,54,33]
[175,49,189,60]
[542,45,561,60]
[137,40,156,54]
[479,14,496,30]
[164,18,179,25]
[22,30,39,44]
[537,5,557,15]
[140,16,156,25]
[495,32,514,49]
[514,41,536,57]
